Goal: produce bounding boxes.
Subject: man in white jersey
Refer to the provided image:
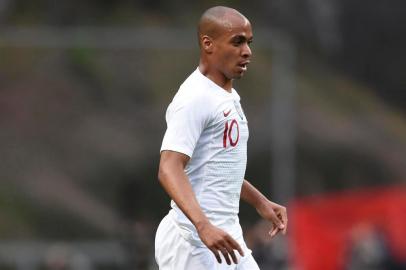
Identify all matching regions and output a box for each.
[155,6,288,270]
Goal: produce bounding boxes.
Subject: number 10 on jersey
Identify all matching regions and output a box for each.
[223,119,240,148]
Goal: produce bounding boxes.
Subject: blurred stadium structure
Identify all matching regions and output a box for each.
[1,1,405,269]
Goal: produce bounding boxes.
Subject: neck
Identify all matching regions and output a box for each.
[198,61,233,92]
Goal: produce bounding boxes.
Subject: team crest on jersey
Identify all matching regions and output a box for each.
[233,100,244,120]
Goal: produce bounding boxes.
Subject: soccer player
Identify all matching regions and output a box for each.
[155,6,288,270]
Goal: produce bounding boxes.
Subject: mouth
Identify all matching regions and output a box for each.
[237,61,250,72]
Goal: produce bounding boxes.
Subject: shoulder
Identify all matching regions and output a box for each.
[231,88,241,101]
[172,72,219,112]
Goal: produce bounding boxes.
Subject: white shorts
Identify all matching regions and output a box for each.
[155,213,260,270]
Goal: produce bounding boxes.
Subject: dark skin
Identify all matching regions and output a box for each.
[198,7,253,91]
[158,6,287,265]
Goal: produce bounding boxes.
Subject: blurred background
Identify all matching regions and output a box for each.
[1,0,405,269]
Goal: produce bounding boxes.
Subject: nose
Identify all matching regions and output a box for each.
[242,43,252,58]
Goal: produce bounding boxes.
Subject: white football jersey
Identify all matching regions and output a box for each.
[161,68,249,246]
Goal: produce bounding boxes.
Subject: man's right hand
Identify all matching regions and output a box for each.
[196,221,244,265]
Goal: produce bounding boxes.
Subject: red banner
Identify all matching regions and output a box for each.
[290,187,406,270]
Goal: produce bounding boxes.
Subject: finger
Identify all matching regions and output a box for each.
[279,210,288,234]
[276,212,287,234]
[220,248,232,265]
[269,225,279,238]
[224,242,238,264]
[210,248,222,264]
[226,236,244,257]
[272,212,285,230]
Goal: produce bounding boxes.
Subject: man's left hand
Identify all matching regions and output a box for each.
[256,200,288,238]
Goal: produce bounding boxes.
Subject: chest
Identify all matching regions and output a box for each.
[208,100,249,149]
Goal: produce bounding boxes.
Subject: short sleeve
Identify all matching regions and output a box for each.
[160,94,210,157]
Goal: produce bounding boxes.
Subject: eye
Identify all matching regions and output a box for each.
[231,37,244,46]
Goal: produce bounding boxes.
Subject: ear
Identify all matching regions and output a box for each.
[201,35,214,53]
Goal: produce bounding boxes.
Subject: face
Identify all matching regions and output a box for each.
[211,17,253,80]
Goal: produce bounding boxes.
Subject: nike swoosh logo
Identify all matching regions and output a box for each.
[223,109,231,117]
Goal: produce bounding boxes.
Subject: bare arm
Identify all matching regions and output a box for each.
[158,150,244,264]
[158,150,209,228]
[240,179,288,237]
